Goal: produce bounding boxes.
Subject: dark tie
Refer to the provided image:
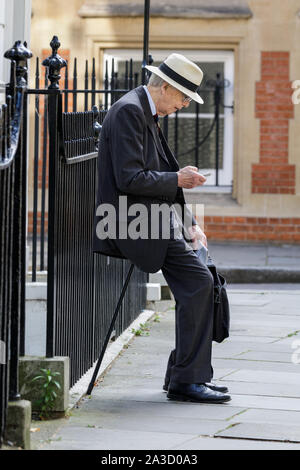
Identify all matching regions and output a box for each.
[153,113,178,172]
[153,113,162,138]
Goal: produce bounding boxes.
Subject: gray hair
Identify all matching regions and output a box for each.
[147,73,166,88]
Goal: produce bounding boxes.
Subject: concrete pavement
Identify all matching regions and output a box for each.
[149,242,300,288]
[32,287,300,450]
[208,241,300,268]
[207,241,300,283]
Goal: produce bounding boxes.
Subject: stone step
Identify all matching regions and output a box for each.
[146,283,161,301]
[149,270,167,286]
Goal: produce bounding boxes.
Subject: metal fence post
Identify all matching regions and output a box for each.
[214,74,222,187]
[4,41,32,401]
[42,36,66,358]
[142,0,150,85]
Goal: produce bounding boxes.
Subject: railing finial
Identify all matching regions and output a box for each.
[4,40,33,87]
[42,35,67,89]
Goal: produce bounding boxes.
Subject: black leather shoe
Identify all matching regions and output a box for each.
[167,382,231,403]
[163,382,228,393]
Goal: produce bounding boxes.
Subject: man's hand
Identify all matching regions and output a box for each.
[188,225,208,250]
[177,166,206,189]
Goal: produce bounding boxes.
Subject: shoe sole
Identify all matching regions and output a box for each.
[163,386,229,394]
[167,392,231,404]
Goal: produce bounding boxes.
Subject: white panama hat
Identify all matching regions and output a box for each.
[145,53,204,104]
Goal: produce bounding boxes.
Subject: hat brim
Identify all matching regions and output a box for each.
[145,65,204,104]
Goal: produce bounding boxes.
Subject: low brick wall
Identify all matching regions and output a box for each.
[253,51,295,195]
[204,216,300,243]
[27,210,48,235]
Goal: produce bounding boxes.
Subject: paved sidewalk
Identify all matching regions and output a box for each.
[207,242,300,283]
[208,242,300,268]
[150,242,300,287]
[33,288,300,450]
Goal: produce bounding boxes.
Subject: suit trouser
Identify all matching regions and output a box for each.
[161,236,214,385]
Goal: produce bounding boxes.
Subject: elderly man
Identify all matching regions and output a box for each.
[93,53,231,403]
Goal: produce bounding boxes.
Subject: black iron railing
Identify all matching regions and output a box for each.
[0,36,148,445]
[0,41,32,448]
[32,37,147,386]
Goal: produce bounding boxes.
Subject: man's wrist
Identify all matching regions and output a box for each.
[177,171,182,187]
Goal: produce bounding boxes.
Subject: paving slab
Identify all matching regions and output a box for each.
[73,397,244,421]
[213,341,297,354]
[210,368,239,380]
[41,427,198,450]
[272,335,300,346]
[230,316,300,328]
[229,284,300,290]
[173,436,300,450]
[223,369,300,386]
[221,381,300,399]
[233,350,294,363]
[216,422,300,443]
[224,335,276,344]
[228,327,296,338]
[228,408,300,425]
[227,394,300,411]
[212,358,299,373]
[65,412,229,437]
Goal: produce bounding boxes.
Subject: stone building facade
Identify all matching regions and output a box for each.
[29,0,300,243]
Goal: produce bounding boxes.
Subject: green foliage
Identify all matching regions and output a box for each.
[131,322,150,336]
[31,368,61,419]
[287,330,300,338]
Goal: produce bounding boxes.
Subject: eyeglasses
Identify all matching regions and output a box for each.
[166,84,192,104]
[182,94,193,104]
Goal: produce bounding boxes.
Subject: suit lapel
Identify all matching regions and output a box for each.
[158,129,180,171]
[135,86,171,167]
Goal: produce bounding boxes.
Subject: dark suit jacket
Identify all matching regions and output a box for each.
[93,85,195,273]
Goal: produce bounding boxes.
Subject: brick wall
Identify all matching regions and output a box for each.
[28,211,48,235]
[28,212,300,243]
[204,216,300,243]
[252,51,295,194]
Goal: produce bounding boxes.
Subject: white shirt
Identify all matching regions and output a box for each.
[143,85,157,116]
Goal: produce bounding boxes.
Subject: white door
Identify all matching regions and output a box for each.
[0,0,6,100]
[104,49,234,188]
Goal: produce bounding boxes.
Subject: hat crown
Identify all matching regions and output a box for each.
[145,53,204,104]
[164,53,203,87]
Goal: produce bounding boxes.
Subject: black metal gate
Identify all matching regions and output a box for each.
[28,36,148,387]
[0,36,148,446]
[0,41,32,447]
